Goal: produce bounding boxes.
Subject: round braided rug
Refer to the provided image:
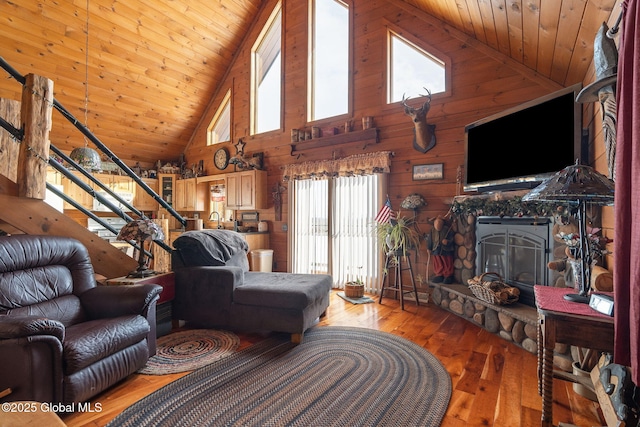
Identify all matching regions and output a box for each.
[112,326,451,426]
[138,329,239,375]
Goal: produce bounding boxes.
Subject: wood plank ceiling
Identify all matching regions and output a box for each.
[0,0,622,167]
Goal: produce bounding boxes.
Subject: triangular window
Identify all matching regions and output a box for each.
[388,32,446,103]
[207,90,231,145]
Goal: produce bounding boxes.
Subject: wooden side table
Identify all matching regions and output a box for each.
[534,285,614,427]
[104,271,175,304]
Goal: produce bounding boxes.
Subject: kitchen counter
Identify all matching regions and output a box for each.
[170,228,268,235]
[168,228,271,269]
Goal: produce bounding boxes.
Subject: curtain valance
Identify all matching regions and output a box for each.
[282,151,392,181]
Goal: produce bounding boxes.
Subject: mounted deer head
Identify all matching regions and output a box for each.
[402,88,436,153]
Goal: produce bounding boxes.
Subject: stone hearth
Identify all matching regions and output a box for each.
[429,281,539,354]
[429,281,578,373]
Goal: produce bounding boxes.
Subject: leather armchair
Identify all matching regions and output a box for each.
[0,235,162,404]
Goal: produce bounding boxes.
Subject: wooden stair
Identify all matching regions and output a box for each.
[0,174,137,279]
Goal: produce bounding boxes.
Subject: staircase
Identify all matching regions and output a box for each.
[0,175,137,279]
[0,61,181,280]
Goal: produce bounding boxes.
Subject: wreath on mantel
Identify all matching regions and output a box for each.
[451,196,562,219]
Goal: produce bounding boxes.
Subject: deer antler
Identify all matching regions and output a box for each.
[401,93,412,109]
[419,88,432,110]
[402,89,432,112]
[420,87,432,98]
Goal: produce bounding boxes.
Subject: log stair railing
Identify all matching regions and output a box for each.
[0,57,182,278]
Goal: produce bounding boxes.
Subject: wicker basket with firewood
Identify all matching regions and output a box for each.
[467,272,520,305]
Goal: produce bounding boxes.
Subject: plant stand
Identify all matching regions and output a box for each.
[378,251,420,310]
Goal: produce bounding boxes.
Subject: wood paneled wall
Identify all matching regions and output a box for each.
[184,0,579,274]
[581,66,616,270]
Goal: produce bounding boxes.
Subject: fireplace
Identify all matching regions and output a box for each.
[475,216,555,307]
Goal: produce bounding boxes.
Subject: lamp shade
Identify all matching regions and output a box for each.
[523,161,614,304]
[117,219,165,243]
[522,161,615,205]
[70,147,102,171]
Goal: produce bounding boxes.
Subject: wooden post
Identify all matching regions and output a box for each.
[18,73,53,199]
[152,218,171,273]
[0,98,21,181]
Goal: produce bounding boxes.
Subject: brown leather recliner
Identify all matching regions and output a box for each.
[0,235,162,404]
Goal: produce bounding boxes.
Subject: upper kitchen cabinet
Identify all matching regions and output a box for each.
[93,173,135,194]
[158,173,178,208]
[226,170,267,210]
[133,178,159,211]
[61,171,93,210]
[174,177,207,212]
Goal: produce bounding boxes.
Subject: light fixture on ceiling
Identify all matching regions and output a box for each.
[70,0,101,171]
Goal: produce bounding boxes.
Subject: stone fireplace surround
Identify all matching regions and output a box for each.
[449,191,569,294]
[425,191,577,371]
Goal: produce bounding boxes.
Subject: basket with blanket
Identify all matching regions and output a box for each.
[467,272,520,305]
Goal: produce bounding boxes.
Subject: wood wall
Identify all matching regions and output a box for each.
[183,0,586,274]
[581,75,615,270]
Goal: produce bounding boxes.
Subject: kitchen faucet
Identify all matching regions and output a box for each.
[209,211,222,229]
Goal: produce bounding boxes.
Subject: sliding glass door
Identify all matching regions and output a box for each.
[291,179,329,275]
[290,174,384,292]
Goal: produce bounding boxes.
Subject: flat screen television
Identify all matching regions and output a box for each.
[464,83,584,193]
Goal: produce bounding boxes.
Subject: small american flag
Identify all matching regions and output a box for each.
[375,197,396,224]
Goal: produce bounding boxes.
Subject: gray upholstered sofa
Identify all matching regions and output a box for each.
[171,230,332,343]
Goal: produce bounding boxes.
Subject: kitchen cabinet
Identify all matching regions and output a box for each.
[174,179,186,210]
[241,232,270,271]
[225,170,267,210]
[61,171,93,210]
[94,173,134,194]
[133,178,159,211]
[174,178,207,212]
[169,230,183,248]
[110,175,135,193]
[243,232,270,252]
[158,173,178,207]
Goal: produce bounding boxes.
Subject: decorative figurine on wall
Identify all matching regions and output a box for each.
[272,181,286,221]
[425,215,454,284]
[402,88,436,153]
[234,138,246,155]
[229,138,264,171]
[576,22,618,180]
[229,137,248,169]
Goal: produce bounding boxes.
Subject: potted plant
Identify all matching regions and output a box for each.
[344,276,365,298]
[344,266,366,298]
[375,215,421,256]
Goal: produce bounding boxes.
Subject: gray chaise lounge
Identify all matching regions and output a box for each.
[171,230,332,343]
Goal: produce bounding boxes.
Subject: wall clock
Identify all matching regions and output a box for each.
[214,147,229,170]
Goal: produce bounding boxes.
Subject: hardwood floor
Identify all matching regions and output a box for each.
[62,290,604,426]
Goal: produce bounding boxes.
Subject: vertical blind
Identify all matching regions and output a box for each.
[292,179,329,275]
[291,174,383,293]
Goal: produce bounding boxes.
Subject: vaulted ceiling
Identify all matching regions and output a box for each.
[0,0,622,167]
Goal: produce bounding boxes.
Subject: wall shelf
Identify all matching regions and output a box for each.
[290,128,379,156]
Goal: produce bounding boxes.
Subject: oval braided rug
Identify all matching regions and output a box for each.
[138,329,240,375]
[110,326,451,426]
